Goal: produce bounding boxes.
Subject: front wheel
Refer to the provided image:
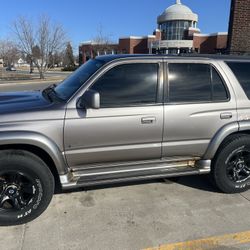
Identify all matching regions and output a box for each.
[211,135,250,193]
[0,150,54,226]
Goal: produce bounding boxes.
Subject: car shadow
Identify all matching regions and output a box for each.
[171,175,219,193]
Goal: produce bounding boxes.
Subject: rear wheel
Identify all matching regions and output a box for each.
[0,150,54,226]
[211,135,250,193]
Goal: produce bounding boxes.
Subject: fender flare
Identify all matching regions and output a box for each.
[203,122,239,159]
[238,120,250,132]
[0,131,68,175]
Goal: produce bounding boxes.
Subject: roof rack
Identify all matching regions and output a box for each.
[178,53,250,60]
[96,54,250,63]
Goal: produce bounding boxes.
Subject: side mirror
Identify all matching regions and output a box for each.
[77,89,100,109]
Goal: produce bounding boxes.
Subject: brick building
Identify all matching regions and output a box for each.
[227,0,250,54]
[193,33,228,54]
[119,31,161,54]
[79,42,119,65]
[150,0,199,54]
[79,0,229,64]
[149,0,228,55]
[79,32,161,64]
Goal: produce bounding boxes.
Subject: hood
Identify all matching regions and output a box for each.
[0,91,53,114]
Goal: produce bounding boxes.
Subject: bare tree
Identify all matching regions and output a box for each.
[92,26,116,56]
[13,15,66,79]
[93,25,113,45]
[0,40,20,66]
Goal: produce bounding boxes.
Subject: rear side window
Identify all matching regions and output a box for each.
[167,63,228,103]
[212,67,228,101]
[227,62,250,99]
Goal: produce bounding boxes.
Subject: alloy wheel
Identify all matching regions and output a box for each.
[0,171,35,211]
[226,149,250,183]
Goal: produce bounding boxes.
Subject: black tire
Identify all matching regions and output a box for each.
[0,150,54,226]
[211,134,250,193]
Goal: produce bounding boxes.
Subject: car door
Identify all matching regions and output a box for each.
[162,60,237,158]
[64,60,164,169]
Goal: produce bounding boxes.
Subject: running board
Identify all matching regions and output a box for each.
[60,160,211,190]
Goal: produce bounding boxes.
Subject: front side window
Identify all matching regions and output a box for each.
[226,62,250,99]
[167,63,228,103]
[91,63,158,107]
[54,59,105,100]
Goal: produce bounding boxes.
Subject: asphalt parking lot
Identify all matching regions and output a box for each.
[1,176,250,250]
[1,81,250,250]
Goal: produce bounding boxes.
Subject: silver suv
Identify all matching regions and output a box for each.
[1,55,250,226]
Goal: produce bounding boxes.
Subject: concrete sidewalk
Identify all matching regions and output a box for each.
[1,176,250,250]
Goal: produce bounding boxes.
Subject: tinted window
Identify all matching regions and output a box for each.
[168,63,211,102]
[212,67,228,101]
[91,63,158,107]
[55,59,105,100]
[227,62,250,99]
[168,63,228,103]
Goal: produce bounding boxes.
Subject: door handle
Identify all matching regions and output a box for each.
[220,112,232,119]
[141,117,156,124]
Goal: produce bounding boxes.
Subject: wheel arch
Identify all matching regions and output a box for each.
[0,131,69,190]
[0,144,62,191]
[204,121,250,160]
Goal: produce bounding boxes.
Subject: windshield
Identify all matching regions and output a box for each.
[54,59,105,100]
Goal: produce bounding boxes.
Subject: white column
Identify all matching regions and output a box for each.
[149,42,152,54]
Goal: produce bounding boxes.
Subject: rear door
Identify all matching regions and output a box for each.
[162,60,237,158]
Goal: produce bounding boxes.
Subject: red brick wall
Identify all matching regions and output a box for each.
[217,35,228,49]
[118,39,131,54]
[153,30,162,40]
[79,44,119,64]
[193,34,228,54]
[193,36,215,53]
[186,29,200,39]
[228,0,250,54]
[119,38,152,54]
[131,39,149,54]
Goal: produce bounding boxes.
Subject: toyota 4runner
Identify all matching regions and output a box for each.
[1,54,250,226]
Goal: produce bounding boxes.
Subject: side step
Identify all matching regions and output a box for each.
[61,160,211,190]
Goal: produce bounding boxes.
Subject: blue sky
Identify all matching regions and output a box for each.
[0,0,231,51]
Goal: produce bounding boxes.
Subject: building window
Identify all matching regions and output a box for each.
[161,20,192,40]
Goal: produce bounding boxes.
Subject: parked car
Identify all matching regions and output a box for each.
[0,54,250,226]
[5,66,16,71]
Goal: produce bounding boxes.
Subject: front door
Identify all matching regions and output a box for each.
[64,61,164,169]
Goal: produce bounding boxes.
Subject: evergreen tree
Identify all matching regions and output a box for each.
[63,42,75,67]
